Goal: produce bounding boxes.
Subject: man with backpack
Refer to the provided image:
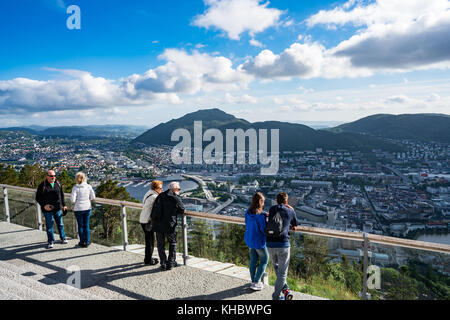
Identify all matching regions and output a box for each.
[266,192,299,300]
[35,169,68,249]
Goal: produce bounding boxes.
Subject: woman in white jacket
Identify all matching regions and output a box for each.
[70,172,95,248]
[140,180,163,265]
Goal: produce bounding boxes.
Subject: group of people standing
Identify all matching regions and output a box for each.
[34,169,297,300]
[35,169,94,249]
[139,180,185,271]
[35,170,186,273]
[244,192,299,300]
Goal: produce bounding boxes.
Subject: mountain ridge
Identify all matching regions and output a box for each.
[329,113,450,143]
[133,108,405,152]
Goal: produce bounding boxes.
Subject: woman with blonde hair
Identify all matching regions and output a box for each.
[139,180,163,265]
[244,192,269,291]
[70,172,95,248]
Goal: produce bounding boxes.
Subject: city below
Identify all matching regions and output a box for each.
[1,123,449,247]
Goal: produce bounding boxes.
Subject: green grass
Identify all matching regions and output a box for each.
[267,271,360,300]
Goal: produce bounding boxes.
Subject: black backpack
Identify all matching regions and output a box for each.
[150,193,163,223]
[265,211,283,237]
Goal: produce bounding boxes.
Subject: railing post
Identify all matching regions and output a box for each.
[35,201,43,231]
[362,232,369,300]
[121,203,128,251]
[182,214,188,266]
[4,188,10,223]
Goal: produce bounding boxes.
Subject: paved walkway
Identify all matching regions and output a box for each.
[0,222,325,300]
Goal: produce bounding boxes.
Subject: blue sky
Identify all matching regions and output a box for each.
[1,0,449,127]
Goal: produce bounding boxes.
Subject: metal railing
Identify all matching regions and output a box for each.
[1,183,449,300]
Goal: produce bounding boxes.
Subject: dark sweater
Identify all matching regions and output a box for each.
[266,203,299,248]
[151,189,185,234]
[35,180,66,212]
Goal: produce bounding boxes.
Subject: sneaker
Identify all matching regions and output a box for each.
[47,243,54,249]
[160,264,167,271]
[283,288,293,300]
[77,242,86,248]
[61,239,68,244]
[250,282,263,291]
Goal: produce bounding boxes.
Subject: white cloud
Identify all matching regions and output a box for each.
[224,93,258,104]
[192,0,283,40]
[384,95,411,104]
[0,70,128,114]
[0,50,252,114]
[308,0,450,71]
[241,43,325,79]
[241,42,372,79]
[129,49,252,95]
[249,38,264,47]
[240,0,450,81]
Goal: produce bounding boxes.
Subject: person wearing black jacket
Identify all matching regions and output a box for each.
[151,181,185,271]
[35,170,68,249]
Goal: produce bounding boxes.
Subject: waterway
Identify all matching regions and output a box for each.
[417,234,450,246]
[125,174,199,201]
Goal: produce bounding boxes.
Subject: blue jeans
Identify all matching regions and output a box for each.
[267,247,290,300]
[43,210,66,244]
[249,247,269,283]
[75,209,91,245]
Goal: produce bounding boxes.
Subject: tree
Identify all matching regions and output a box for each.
[18,164,46,189]
[189,218,216,259]
[215,222,249,266]
[93,180,137,241]
[341,254,363,295]
[56,169,75,193]
[300,234,331,280]
[0,165,19,186]
[382,266,419,300]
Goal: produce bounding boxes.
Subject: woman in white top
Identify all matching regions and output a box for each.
[140,180,163,265]
[70,172,95,248]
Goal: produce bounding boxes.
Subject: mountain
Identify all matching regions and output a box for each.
[0,125,149,138]
[0,127,38,135]
[133,108,402,152]
[329,114,450,143]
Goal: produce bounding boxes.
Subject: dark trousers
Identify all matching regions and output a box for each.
[75,209,91,245]
[140,223,155,262]
[156,231,177,266]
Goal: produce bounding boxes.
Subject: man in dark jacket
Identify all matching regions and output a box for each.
[151,181,185,270]
[35,169,68,249]
[266,192,299,300]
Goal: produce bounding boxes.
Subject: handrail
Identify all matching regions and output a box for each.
[1,183,450,254]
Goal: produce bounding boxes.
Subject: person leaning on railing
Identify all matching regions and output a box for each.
[35,169,68,249]
[151,181,185,271]
[244,192,269,292]
[70,172,95,248]
[139,180,163,266]
[266,192,298,300]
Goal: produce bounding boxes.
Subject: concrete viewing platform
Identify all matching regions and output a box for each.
[0,222,325,300]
